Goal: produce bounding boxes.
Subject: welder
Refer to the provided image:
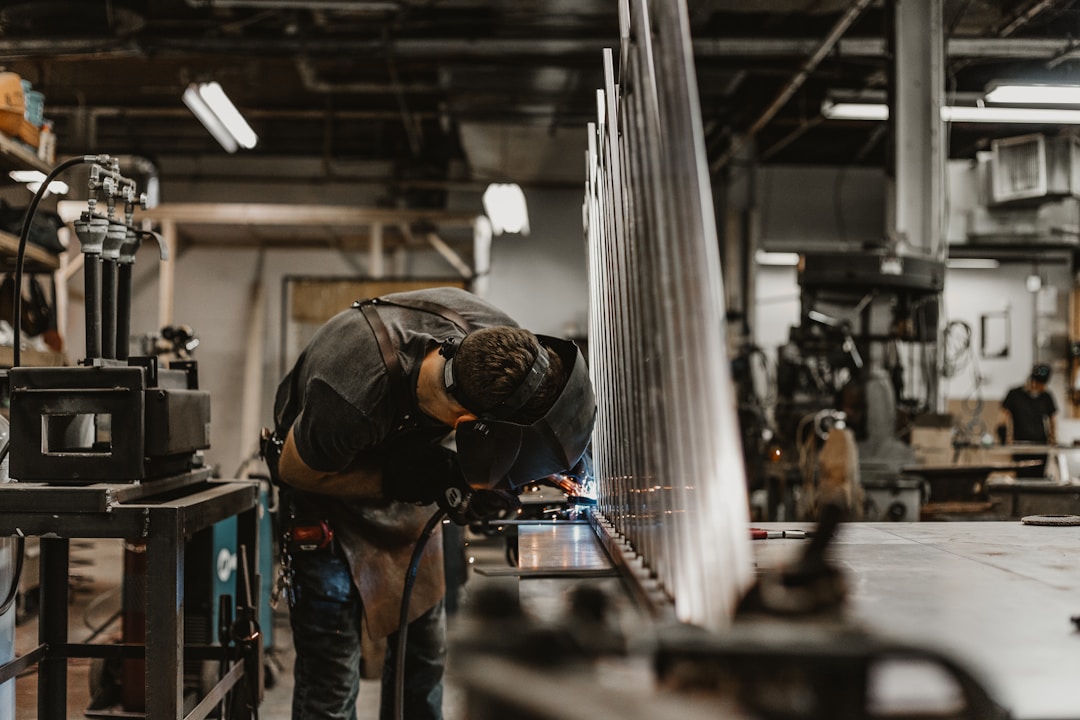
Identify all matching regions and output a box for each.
[261,286,595,720]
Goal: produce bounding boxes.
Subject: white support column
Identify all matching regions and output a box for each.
[370,222,384,279]
[893,0,945,260]
[473,217,492,298]
[893,0,945,411]
[158,218,177,329]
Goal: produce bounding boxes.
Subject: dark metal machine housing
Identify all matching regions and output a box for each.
[8,358,210,483]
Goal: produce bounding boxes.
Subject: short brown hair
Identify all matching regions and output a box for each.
[454,327,567,423]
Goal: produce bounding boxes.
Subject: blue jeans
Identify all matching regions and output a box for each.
[289,548,446,720]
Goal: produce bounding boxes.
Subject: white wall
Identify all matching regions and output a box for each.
[62,186,590,477]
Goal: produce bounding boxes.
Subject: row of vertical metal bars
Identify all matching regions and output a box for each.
[584,0,753,630]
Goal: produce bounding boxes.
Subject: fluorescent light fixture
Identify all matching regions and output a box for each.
[821,101,889,121]
[946,258,1000,269]
[482,183,530,235]
[182,81,258,153]
[822,100,1080,124]
[8,170,68,196]
[755,250,801,266]
[985,84,1080,105]
[946,106,1080,124]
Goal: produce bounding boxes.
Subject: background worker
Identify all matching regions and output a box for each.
[998,363,1057,478]
[264,286,595,720]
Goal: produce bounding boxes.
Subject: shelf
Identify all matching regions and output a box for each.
[0,343,68,368]
[0,129,50,175]
[0,229,60,272]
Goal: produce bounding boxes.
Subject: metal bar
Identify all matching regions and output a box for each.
[38,538,69,720]
[583,0,754,631]
[0,514,148,538]
[424,232,473,278]
[0,470,209,515]
[145,506,183,719]
[587,511,676,621]
[236,501,263,704]
[993,0,1056,37]
[0,644,46,685]
[184,661,246,720]
[473,567,621,578]
[480,519,590,526]
[57,643,235,662]
[711,0,874,172]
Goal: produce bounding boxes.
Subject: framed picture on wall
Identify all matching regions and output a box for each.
[980,310,1010,359]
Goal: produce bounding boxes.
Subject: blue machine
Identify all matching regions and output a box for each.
[186,481,274,651]
[1,414,14,719]
[1,538,14,720]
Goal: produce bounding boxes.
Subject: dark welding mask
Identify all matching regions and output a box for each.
[442,334,596,490]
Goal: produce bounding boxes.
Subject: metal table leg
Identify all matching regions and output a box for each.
[38,538,69,720]
[146,506,183,719]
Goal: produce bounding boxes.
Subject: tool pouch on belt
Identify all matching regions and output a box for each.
[259,427,285,486]
[260,427,336,554]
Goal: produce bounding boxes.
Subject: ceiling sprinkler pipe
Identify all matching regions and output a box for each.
[185,0,399,9]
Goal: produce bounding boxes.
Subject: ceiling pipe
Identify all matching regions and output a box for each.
[46,105,437,120]
[711,0,874,173]
[6,35,1080,62]
[184,0,399,10]
[991,0,1055,38]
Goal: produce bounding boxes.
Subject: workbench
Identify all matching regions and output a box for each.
[0,471,261,720]
[505,519,1080,720]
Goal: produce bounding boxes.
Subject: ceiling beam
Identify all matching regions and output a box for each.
[6,35,1080,62]
[128,202,479,227]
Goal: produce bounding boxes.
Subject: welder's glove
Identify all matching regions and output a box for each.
[437,474,521,526]
[381,446,457,504]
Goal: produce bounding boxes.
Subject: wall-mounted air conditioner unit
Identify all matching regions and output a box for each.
[990,133,1080,206]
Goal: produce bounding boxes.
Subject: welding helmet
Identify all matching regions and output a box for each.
[442,332,596,490]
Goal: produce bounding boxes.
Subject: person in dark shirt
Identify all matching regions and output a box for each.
[998,363,1057,478]
[264,287,595,720]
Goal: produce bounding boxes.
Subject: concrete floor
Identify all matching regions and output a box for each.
[11,535,494,719]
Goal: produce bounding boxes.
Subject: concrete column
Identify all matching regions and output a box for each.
[891,0,945,260]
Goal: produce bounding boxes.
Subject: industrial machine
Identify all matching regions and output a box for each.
[767,249,943,520]
[0,156,261,720]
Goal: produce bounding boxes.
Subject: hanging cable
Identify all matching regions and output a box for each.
[13,155,95,368]
[393,508,446,720]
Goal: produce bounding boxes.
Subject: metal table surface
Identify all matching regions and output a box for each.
[518,520,1080,719]
[752,521,1080,720]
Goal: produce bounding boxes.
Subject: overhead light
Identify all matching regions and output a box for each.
[755,250,801,266]
[985,84,1080,105]
[482,183,530,236]
[946,106,1080,124]
[8,170,68,196]
[947,258,1000,269]
[821,101,890,121]
[822,100,1080,124]
[182,81,258,153]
